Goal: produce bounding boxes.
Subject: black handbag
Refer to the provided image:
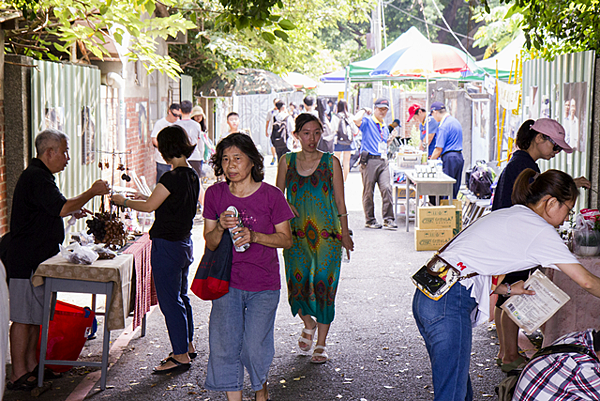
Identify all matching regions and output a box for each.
[191,229,233,301]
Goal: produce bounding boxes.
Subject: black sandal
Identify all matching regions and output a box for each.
[32,365,63,380]
[160,351,197,365]
[152,357,191,375]
[6,372,37,391]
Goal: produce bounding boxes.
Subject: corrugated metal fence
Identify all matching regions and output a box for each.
[521,51,596,208]
[31,60,103,231]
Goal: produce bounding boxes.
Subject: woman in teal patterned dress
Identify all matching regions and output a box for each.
[276,113,354,364]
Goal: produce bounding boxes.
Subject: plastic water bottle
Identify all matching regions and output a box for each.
[227,206,250,252]
[343,230,353,263]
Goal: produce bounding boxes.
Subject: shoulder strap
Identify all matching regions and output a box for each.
[531,344,600,363]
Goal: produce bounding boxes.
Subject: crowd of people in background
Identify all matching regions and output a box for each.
[6,91,600,401]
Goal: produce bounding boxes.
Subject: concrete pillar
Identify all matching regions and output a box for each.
[4,54,33,220]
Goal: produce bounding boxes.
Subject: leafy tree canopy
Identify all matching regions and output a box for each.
[479,0,600,58]
[0,0,292,77]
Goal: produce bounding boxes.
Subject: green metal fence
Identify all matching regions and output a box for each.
[521,51,596,209]
[31,60,103,231]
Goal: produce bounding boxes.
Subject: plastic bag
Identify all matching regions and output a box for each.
[573,213,600,256]
[37,300,95,372]
[60,243,99,265]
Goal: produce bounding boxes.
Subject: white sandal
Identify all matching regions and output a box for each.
[310,345,328,364]
[298,324,316,352]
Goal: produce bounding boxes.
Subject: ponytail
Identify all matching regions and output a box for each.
[515,119,537,150]
[512,168,578,206]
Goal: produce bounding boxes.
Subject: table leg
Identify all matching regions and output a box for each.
[405,178,410,232]
[141,313,147,337]
[38,279,54,387]
[100,282,113,390]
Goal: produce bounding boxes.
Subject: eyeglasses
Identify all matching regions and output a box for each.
[543,135,561,152]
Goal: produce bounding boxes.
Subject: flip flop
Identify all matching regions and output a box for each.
[501,355,528,373]
[152,357,191,375]
[160,351,197,365]
[6,372,37,391]
[32,365,63,380]
[495,357,502,367]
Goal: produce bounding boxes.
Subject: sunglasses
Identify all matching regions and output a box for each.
[543,135,562,152]
[170,110,182,119]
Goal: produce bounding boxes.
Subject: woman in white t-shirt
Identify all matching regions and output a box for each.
[412,168,600,401]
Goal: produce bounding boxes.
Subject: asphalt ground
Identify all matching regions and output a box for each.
[4,162,509,401]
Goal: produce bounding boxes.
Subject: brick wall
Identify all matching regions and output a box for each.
[125,97,155,190]
[0,99,6,236]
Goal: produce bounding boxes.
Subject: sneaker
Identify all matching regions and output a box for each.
[383,220,398,230]
[365,222,382,229]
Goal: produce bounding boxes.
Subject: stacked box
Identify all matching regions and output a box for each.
[440,199,463,235]
[415,205,456,251]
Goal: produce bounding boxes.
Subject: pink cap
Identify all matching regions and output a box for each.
[531,118,573,153]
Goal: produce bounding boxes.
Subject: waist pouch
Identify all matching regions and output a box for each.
[412,255,478,301]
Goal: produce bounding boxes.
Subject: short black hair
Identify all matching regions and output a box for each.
[169,103,180,112]
[157,125,196,161]
[275,100,285,110]
[303,96,315,107]
[294,113,323,134]
[210,133,264,183]
[289,102,296,108]
[227,112,239,120]
[180,100,193,114]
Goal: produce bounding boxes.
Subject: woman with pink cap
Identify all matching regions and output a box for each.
[491,118,590,373]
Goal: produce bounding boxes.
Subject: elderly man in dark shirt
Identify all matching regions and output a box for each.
[4,129,109,390]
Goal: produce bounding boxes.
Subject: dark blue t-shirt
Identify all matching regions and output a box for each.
[435,115,463,154]
[420,117,439,157]
[491,150,539,211]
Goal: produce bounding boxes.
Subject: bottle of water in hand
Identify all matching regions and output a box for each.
[227,206,250,252]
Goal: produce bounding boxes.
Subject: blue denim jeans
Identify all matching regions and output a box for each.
[205,287,280,392]
[151,237,194,355]
[412,283,477,401]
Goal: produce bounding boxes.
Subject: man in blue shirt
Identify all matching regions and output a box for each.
[353,98,397,230]
[407,103,439,158]
[430,101,464,198]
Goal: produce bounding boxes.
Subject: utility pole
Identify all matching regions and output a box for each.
[371,0,382,99]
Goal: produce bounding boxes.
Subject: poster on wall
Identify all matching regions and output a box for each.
[44,107,64,132]
[526,86,539,120]
[563,82,587,152]
[81,106,95,165]
[541,94,551,119]
[137,102,148,143]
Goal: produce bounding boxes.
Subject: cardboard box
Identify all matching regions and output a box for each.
[440,199,463,233]
[417,206,455,229]
[415,228,454,251]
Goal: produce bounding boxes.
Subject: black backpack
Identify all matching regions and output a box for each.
[336,116,353,146]
[271,116,288,150]
[468,161,493,199]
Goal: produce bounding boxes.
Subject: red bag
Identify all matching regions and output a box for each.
[37,300,95,372]
[191,230,233,301]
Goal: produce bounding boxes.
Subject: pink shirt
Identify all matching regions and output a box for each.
[203,181,294,291]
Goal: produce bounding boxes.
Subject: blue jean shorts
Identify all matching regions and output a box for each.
[205,287,280,392]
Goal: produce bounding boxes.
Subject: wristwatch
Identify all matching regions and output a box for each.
[502,282,511,297]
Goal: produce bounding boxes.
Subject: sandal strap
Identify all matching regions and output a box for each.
[302,326,317,336]
[298,336,312,345]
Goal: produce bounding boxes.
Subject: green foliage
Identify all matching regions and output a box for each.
[1,0,196,77]
[171,0,372,90]
[479,0,600,58]
[472,3,522,58]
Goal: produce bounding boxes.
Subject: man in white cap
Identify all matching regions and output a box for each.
[353,98,397,230]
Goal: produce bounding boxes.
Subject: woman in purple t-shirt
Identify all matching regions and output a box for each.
[202,133,294,401]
